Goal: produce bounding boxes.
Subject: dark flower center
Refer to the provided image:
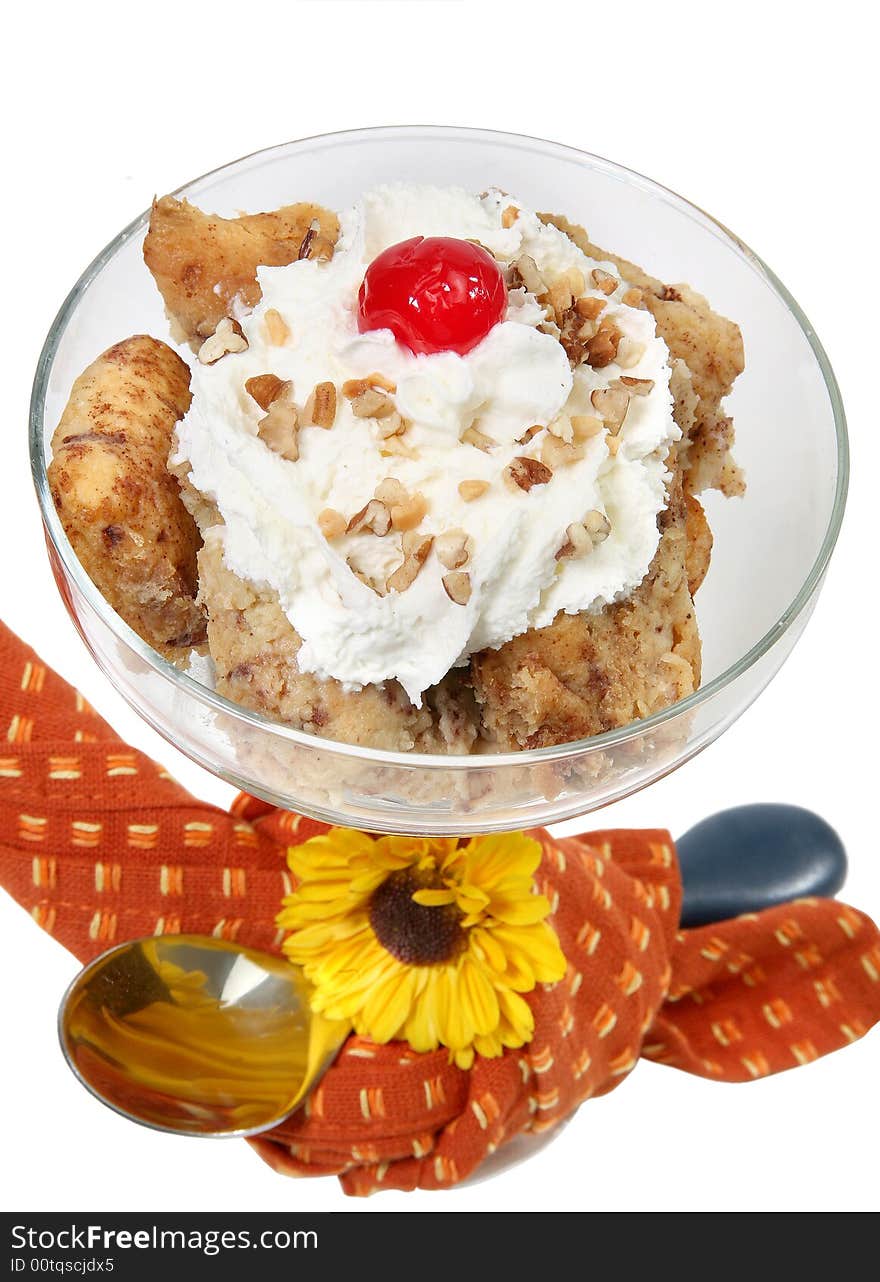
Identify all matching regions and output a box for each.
[368,868,464,966]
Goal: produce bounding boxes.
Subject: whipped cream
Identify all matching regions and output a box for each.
[175,184,679,703]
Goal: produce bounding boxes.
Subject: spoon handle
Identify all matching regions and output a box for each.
[677,804,847,929]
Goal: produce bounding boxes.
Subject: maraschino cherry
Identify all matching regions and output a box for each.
[357,236,506,357]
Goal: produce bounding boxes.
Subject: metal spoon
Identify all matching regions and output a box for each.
[58,804,846,1138]
[59,935,349,1138]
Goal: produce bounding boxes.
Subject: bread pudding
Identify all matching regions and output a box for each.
[48,182,743,753]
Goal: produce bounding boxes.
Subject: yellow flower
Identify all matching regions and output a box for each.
[277,830,566,1069]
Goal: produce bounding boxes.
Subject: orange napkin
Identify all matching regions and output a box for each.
[2,620,879,1195]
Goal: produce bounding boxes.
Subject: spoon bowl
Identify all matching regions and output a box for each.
[59,935,348,1138]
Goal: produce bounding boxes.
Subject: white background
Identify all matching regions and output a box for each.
[1,0,876,1214]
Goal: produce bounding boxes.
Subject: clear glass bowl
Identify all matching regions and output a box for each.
[29,126,847,835]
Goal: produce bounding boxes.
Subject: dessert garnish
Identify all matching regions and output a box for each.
[357,235,506,355]
[278,829,566,1069]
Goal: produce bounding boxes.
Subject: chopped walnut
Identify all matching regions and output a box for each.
[458,479,490,502]
[387,535,433,594]
[557,309,593,366]
[374,477,408,506]
[350,387,396,419]
[617,375,654,396]
[538,317,561,344]
[564,267,586,296]
[540,436,585,469]
[501,205,518,228]
[245,374,289,411]
[342,373,397,397]
[401,530,429,556]
[198,317,248,365]
[435,528,472,569]
[546,268,588,319]
[585,329,618,369]
[390,492,428,531]
[442,571,472,605]
[585,316,624,369]
[504,456,553,491]
[517,424,543,445]
[548,277,574,316]
[347,559,387,596]
[621,287,644,309]
[591,385,631,433]
[512,254,545,295]
[615,337,646,370]
[303,381,337,428]
[576,296,606,321]
[556,282,620,367]
[584,509,612,541]
[377,410,407,439]
[556,523,591,560]
[547,415,574,443]
[591,268,618,296]
[297,225,316,260]
[555,509,611,560]
[461,425,497,452]
[379,436,418,459]
[570,415,604,440]
[298,221,335,263]
[318,508,347,540]
[264,308,291,345]
[347,499,391,536]
[257,388,299,461]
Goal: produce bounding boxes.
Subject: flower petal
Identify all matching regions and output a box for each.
[304,930,375,980]
[288,828,375,873]
[470,927,508,974]
[459,954,500,1036]
[372,836,425,869]
[348,868,393,895]
[488,894,552,926]
[441,967,473,1052]
[473,1031,504,1060]
[515,923,568,982]
[404,969,446,1052]
[479,931,538,989]
[411,888,457,907]
[454,882,491,915]
[463,834,543,889]
[360,967,417,1043]
[288,879,362,902]
[490,922,567,985]
[453,1045,475,1070]
[498,988,535,1046]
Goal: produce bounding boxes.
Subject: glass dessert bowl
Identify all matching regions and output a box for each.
[30,126,847,834]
